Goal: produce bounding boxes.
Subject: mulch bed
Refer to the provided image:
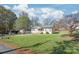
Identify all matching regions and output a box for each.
[16,49,33,54]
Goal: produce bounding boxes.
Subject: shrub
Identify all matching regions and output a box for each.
[53,31,59,34]
[46,32,49,34]
[40,32,43,34]
[52,40,79,54]
[74,32,79,35]
[73,32,79,39]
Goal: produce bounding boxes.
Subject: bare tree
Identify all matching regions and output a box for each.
[63,17,78,36]
[67,20,78,35]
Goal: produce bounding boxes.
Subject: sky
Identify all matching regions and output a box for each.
[1,4,79,14]
[0,4,79,24]
[29,4,79,15]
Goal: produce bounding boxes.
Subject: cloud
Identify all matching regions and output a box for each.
[3,5,11,9]
[12,4,28,17]
[27,8,64,20]
[13,4,28,13]
[40,8,64,19]
[72,10,79,14]
[25,8,64,25]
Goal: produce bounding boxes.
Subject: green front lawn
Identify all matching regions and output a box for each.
[1,34,64,53]
[1,31,79,54]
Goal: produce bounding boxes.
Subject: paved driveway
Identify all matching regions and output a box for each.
[0,44,16,54]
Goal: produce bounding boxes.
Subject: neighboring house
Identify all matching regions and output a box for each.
[31,26,53,34]
[19,29,31,34]
[19,29,25,34]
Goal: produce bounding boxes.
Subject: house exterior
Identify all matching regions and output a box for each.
[19,29,31,34]
[31,26,53,34]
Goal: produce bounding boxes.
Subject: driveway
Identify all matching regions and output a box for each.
[0,44,16,54]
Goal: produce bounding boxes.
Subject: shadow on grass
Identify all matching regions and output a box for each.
[51,39,79,54]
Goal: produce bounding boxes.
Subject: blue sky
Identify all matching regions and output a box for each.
[1,4,79,15]
[29,4,79,15]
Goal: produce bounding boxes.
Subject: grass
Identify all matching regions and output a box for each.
[1,31,79,54]
[7,34,62,46]
[1,34,64,53]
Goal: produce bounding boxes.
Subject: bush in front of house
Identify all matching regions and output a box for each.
[40,32,43,34]
[46,32,49,34]
[53,31,59,34]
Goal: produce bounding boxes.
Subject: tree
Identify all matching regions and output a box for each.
[66,17,78,36]
[14,16,31,31]
[0,6,17,33]
[52,20,58,32]
[55,16,78,36]
[31,16,41,27]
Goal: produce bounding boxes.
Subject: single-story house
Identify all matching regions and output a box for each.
[31,26,53,34]
[19,29,31,34]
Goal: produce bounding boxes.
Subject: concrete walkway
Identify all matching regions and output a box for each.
[0,44,16,54]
